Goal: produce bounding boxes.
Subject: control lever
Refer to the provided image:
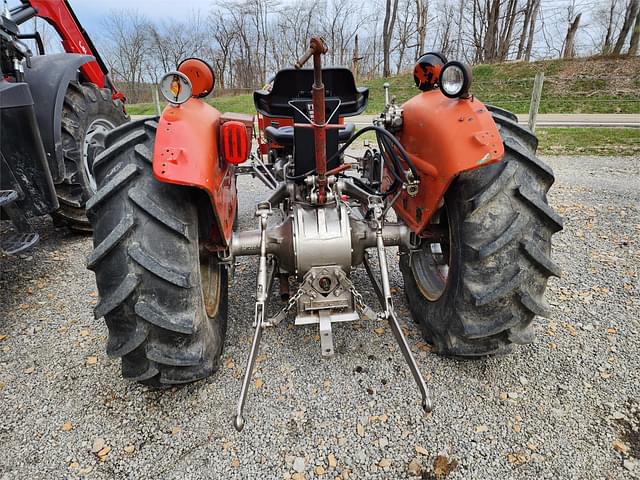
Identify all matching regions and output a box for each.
[292,36,330,204]
[234,203,272,431]
[294,37,328,70]
[294,47,314,70]
[383,82,390,109]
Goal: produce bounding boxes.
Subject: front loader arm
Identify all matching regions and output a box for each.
[393,92,504,233]
[12,0,123,99]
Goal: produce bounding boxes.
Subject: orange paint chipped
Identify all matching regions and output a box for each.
[392,91,505,233]
[153,99,237,246]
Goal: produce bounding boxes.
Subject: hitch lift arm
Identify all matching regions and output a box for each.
[234,202,274,431]
[364,203,433,413]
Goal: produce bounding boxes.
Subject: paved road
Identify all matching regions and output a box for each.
[1,154,638,479]
[514,113,639,128]
[343,114,640,128]
[132,113,640,128]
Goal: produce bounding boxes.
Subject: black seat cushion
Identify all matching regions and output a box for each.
[254,68,369,118]
[265,123,356,146]
[264,125,294,145]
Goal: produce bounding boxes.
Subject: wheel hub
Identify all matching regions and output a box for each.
[83,118,116,192]
[411,207,452,302]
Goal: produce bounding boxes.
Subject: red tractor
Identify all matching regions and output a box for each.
[1,0,127,254]
[87,38,562,431]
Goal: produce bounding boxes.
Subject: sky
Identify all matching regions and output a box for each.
[10,0,606,61]
[70,0,214,34]
[11,0,215,36]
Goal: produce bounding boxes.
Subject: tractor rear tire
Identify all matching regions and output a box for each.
[86,119,228,386]
[400,111,563,356]
[53,82,129,231]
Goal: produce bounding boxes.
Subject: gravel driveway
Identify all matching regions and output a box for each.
[1,155,638,480]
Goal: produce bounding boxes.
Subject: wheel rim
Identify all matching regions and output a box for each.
[200,256,221,318]
[410,206,452,302]
[83,118,116,193]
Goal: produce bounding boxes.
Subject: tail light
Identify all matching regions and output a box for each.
[220,121,250,165]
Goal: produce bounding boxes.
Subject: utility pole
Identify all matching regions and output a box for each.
[351,35,361,83]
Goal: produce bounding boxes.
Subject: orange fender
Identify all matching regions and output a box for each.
[153,98,237,247]
[393,91,504,233]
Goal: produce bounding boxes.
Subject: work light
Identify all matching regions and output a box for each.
[439,61,472,99]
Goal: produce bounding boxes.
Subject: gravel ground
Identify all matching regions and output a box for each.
[1,155,638,480]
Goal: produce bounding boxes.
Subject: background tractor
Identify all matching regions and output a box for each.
[87,37,562,431]
[0,0,128,255]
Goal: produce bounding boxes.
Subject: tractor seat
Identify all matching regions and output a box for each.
[265,123,356,146]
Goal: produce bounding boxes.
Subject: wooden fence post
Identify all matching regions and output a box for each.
[528,72,544,132]
[152,85,162,116]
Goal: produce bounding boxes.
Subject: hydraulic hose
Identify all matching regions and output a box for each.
[328,125,419,180]
[285,124,417,199]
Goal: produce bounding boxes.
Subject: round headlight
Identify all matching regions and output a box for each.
[159,71,192,105]
[439,61,472,98]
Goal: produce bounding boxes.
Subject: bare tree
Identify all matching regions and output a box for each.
[453,0,464,58]
[602,0,619,54]
[470,0,484,62]
[496,0,519,61]
[382,0,399,77]
[395,0,416,74]
[323,1,369,67]
[628,7,640,54]
[483,0,501,62]
[147,13,208,84]
[562,11,582,59]
[210,18,238,89]
[414,0,429,60]
[437,0,456,58]
[613,0,640,54]
[517,0,535,60]
[467,0,523,63]
[524,0,541,61]
[274,0,318,71]
[365,15,383,77]
[101,10,150,103]
[94,0,635,103]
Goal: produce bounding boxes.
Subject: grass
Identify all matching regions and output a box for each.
[125,57,639,156]
[128,56,640,116]
[126,94,256,116]
[126,103,157,116]
[536,127,639,156]
[362,57,640,114]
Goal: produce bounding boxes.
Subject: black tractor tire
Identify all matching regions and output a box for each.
[400,111,563,356]
[53,82,129,231]
[86,119,228,386]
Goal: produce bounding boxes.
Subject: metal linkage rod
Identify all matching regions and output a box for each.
[251,155,278,190]
[369,205,433,413]
[234,204,272,431]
